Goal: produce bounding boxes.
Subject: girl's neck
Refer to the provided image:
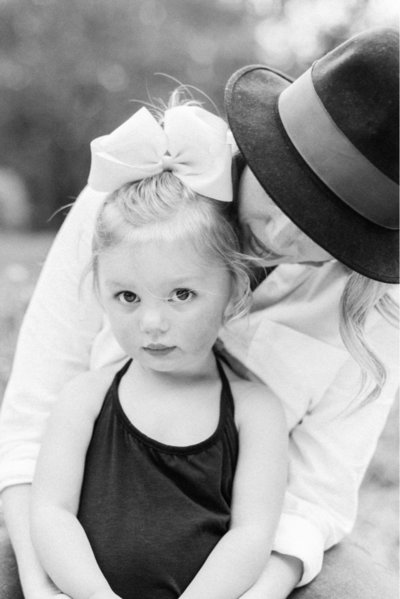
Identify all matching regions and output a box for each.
[127,352,219,390]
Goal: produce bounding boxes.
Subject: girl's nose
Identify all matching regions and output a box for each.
[139,307,169,335]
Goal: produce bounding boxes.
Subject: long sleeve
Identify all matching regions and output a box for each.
[273,313,398,585]
[219,261,399,586]
[0,187,106,492]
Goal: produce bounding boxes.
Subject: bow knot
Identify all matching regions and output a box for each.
[88,106,233,202]
[161,154,174,171]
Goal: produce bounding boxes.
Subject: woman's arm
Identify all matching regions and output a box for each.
[239,316,399,598]
[276,322,398,584]
[0,187,105,493]
[30,371,121,599]
[0,188,105,596]
[220,262,399,594]
[179,381,288,599]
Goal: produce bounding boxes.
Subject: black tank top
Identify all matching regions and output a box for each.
[78,359,238,599]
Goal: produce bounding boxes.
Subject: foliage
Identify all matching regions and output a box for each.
[0,0,397,228]
[0,0,256,227]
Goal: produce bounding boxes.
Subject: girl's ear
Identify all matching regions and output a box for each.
[221,277,236,325]
[222,277,252,325]
[222,300,235,325]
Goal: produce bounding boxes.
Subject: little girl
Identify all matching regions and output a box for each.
[29,102,287,599]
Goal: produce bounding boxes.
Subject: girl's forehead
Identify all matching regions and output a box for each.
[98,236,225,284]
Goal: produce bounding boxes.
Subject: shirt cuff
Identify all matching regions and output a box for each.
[0,458,36,496]
[273,512,325,586]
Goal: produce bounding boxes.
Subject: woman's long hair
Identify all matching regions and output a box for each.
[339,271,398,403]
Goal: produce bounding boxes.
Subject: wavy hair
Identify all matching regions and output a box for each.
[339,271,399,404]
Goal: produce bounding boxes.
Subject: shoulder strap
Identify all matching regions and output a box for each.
[215,356,235,417]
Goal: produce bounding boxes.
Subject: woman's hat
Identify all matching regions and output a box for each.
[225,28,399,283]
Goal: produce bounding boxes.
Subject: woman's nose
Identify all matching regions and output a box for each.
[139,307,169,335]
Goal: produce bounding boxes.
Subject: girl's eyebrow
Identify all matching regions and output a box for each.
[103,275,203,289]
[169,275,203,285]
[104,280,136,289]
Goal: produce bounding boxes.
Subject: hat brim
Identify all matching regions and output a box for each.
[225,65,399,284]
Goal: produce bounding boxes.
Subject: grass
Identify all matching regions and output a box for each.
[0,232,398,572]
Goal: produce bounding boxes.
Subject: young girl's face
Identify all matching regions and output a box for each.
[238,166,333,265]
[97,236,232,375]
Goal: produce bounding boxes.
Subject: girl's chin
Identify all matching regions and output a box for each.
[137,350,216,377]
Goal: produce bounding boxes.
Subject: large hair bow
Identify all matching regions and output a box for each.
[88,105,233,202]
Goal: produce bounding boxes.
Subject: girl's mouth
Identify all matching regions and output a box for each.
[142,344,176,356]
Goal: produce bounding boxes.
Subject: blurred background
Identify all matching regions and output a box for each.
[0,0,398,228]
[0,0,398,576]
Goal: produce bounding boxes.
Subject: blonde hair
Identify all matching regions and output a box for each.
[339,271,399,404]
[92,171,253,322]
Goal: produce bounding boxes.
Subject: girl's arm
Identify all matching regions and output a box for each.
[30,371,121,599]
[1,484,72,599]
[179,381,288,599]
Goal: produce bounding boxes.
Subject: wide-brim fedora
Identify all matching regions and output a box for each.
[225,28,399,283]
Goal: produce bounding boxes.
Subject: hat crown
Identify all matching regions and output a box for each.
[313,28,399,183]
[224,28,399,282]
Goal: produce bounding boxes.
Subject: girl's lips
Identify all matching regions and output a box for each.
[144,344,174,350]
[142,345,176,356]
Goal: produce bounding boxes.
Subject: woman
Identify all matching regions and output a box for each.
[0,27,398,599]
[220,26,399,598]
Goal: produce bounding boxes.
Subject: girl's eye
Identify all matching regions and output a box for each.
[170,288,195,302]
[117,291,139,304]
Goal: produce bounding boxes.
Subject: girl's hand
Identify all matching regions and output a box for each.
[238,588,265,599]
[87,590,122,599]
[239,553,303,599]
[26,580,71,599]
[28,584,121,599]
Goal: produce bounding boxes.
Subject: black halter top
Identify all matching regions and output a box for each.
[77,358,238,599]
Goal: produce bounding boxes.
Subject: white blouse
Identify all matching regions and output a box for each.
[0,186,398,586]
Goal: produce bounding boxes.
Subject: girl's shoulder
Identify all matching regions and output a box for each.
[222,364,285,430]
[56,366,116,422]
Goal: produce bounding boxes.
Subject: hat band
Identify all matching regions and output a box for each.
[278,68,399,230]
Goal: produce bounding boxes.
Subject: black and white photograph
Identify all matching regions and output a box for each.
[0,1,398,598]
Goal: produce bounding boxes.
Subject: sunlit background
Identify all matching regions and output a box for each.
[0,0,398,579]
[0,0,398,227]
